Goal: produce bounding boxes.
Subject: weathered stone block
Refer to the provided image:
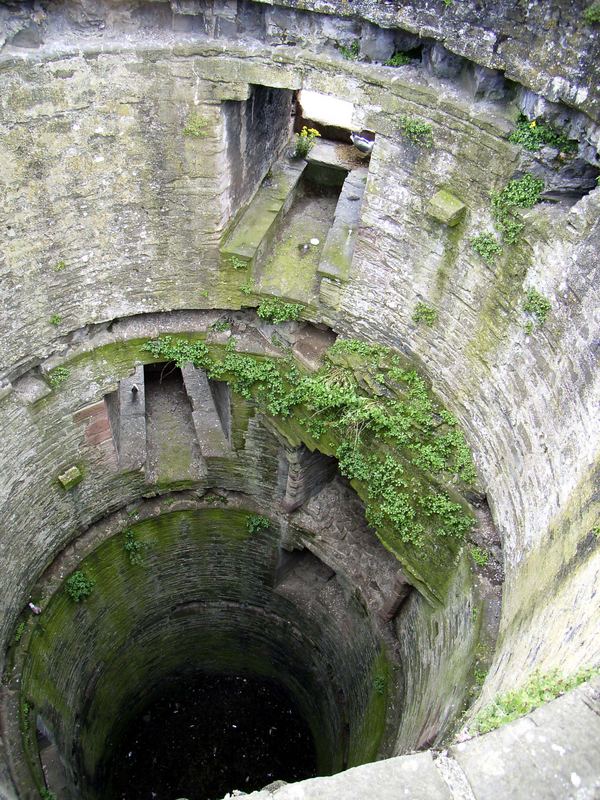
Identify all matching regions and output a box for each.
[57,466,83,490]
[426,190,466,226]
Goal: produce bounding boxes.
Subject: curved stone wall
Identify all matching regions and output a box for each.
[0,1,599,797]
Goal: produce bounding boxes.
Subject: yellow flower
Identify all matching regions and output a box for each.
[529,121,537,128]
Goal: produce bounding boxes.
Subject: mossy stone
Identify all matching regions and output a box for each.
[427,190,467,227]
[57,466,83,490]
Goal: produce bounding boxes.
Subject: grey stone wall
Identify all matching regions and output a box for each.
[0,3,599,798]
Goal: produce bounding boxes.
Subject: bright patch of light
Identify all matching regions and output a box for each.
[298,90,354,129]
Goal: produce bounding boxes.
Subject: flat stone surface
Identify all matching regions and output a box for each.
[451,678,600,800]
[229,752,452,799]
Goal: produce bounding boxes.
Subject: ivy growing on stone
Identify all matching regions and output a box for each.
[471,233,503,265]
[48,366,70,389]
[256,298,304,323]
[491,174,544,244]
[412,302,438,326]
[399,116,434,148]
[523,288,551,327]
[141,335,476,552]
[508,116,577,153]
[246,514,270,534]
[65,571,95,602]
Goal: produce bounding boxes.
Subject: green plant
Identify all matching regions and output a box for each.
[583,2,600,23]
[229,256,248,271]
[141,335,476,550]
[509,116,577,153]
[49,314,62,326]
[124,529,144,566]
[443,0,453,5]
[491,174,544,244]
[240,282,253,296]
[373,675,386,695]
[183,113,209,138]
[65,571,95,602]
[412,302,438,327]
[384,52,411,67]
[523,288,551,327]
[474,666,488,686]
[40,790,57,800]
[293,126,321,158]
[471,233,503,265]
[592,525,600,538]
[470,546,489,566]
[210,320,231,332]
[53,260,67,272]
[199,289,209,299]
[257,298,303,323]
[247,514,270,534]
[339,40,360,60]
[470,667,600,734]
[400,115,433,148]
[48,366,70,389]
[21,701,31,734]
[14,622,26,643]
[142,336,210,369]
[204,492,227,504]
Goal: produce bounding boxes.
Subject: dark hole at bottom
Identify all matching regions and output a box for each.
[104,673,318,800]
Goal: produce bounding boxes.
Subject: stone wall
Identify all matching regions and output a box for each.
[0,2,599,798]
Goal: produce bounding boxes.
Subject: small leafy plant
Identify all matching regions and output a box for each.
[65,571,95,602]
[293,126,321,158]
[53,260,67,272]
[124,529,144,566]
[210,320,231,333]
[412,302,438,327]
[583,2,600,23]
[183,113,209,138]
[49,314,62,326]
[229,256,248,271]
[339,40,360,60]
[257,298,303,323]
[491,174,544,244]
[246,514,270,534]
[40,790,57,800]
[199,289,209,299]
[240,282,253,296]
[14,622,26,643]
[471,233,503,265]
[373,675,386,695]
[509,116,577,153]
[400,115,433,148]
[470,546,489,566]
[384,52,411,67]
[470,667,600,734]
[523,288,551,327]
[48,366,70,389]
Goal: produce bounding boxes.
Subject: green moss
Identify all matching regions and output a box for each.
[347,650,391,766]
[183,112,209,138]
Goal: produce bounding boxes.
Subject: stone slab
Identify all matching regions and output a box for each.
[451,678,600,800]
[227,752,452,800]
